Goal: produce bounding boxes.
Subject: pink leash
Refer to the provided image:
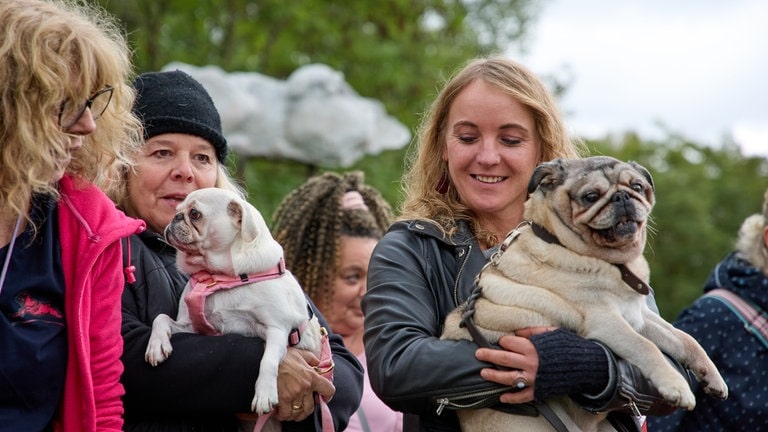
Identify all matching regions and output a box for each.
[252,328,336,432]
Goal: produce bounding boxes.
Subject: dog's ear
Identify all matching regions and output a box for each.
[629,161,654,192]
[528,159,567,195]
[228,199,261,243]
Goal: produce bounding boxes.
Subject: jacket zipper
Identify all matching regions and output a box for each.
[434,385,515,415]
[453,244,472,306]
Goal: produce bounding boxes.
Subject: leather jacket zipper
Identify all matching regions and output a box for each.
[452,244,472,306]
[434,385,515,415]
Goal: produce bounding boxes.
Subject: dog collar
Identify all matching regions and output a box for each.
[185,258,288,335]
[527,222,651,295]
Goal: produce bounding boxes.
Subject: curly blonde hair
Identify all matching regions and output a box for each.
[271,171,393,313]
[0,0,142,221]
[399,55,586,246]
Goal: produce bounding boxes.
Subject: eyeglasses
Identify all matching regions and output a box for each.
[58,86,114,129]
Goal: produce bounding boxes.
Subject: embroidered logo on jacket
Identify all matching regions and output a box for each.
[12,291,64,324]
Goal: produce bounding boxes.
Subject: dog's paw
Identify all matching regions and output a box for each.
[250,393,278,416]
[144,335,173,366]
[251,380,279,415]
[658,383,697,411]
[701,373,729,400]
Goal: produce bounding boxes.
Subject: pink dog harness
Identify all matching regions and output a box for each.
[185,258,287,336]
[184,258,336,432]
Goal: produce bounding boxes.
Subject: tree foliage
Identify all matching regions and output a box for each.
[100,0,540,124]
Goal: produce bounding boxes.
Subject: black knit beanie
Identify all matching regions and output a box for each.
[132,70,228,163]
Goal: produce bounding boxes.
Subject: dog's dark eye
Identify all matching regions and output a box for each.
[583,191,599,203]
[631,182,644,193]
[189,208,202,221]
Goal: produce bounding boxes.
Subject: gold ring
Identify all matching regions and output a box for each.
[513,370,529,390]
[292,403,303,411]
[313,360,336,376]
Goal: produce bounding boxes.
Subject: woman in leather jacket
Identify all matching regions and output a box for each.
[362,56,682,432]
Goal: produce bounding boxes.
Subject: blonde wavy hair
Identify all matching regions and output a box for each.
[399,55,586,246]
[0,0,142,221]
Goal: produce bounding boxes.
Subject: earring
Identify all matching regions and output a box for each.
[435,171,449,194]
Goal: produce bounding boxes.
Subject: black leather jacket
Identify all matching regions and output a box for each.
[121,230,364,432]
[363,220,679,432]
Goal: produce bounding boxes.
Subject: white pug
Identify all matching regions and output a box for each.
[441,156,728,432]
[144,187,328,432]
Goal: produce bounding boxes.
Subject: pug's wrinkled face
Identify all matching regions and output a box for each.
[525,156,655,263]
[164,187,243,259]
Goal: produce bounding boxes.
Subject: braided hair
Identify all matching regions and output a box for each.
[272,171,393,313]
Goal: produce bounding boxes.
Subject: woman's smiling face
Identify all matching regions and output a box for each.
[325,235,378,337]
[444,79,541,224]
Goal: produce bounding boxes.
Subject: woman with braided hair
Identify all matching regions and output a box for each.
[272,171,402,432]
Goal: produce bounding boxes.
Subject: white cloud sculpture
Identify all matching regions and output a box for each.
[162,62,412,167]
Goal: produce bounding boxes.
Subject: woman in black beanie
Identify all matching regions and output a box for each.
[111,69,363,432]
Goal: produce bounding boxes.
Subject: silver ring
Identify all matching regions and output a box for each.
[513,370,529,389]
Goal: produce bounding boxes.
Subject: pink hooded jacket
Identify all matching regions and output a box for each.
[53,175,145,432]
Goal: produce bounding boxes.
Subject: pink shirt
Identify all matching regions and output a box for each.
[346,352,402,432]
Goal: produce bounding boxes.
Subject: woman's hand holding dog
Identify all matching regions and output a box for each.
[475,327,557,404]
[273,347,336,421]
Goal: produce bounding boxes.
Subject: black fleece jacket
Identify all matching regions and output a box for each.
[120,230,363,432]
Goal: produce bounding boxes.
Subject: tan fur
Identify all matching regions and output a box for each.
[441,156,728,432]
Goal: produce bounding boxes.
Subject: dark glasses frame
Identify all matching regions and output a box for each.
[58,85,114,129]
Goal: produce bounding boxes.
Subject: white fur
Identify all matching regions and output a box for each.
[144,188,323,431]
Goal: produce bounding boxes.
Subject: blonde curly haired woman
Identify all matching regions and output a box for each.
[0,1,145,430]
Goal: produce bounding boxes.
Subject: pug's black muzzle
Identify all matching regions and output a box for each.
[595,192,642,241]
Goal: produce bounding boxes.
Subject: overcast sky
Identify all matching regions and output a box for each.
[512,0,768,157]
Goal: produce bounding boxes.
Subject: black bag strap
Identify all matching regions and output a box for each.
[356,406,371,432]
